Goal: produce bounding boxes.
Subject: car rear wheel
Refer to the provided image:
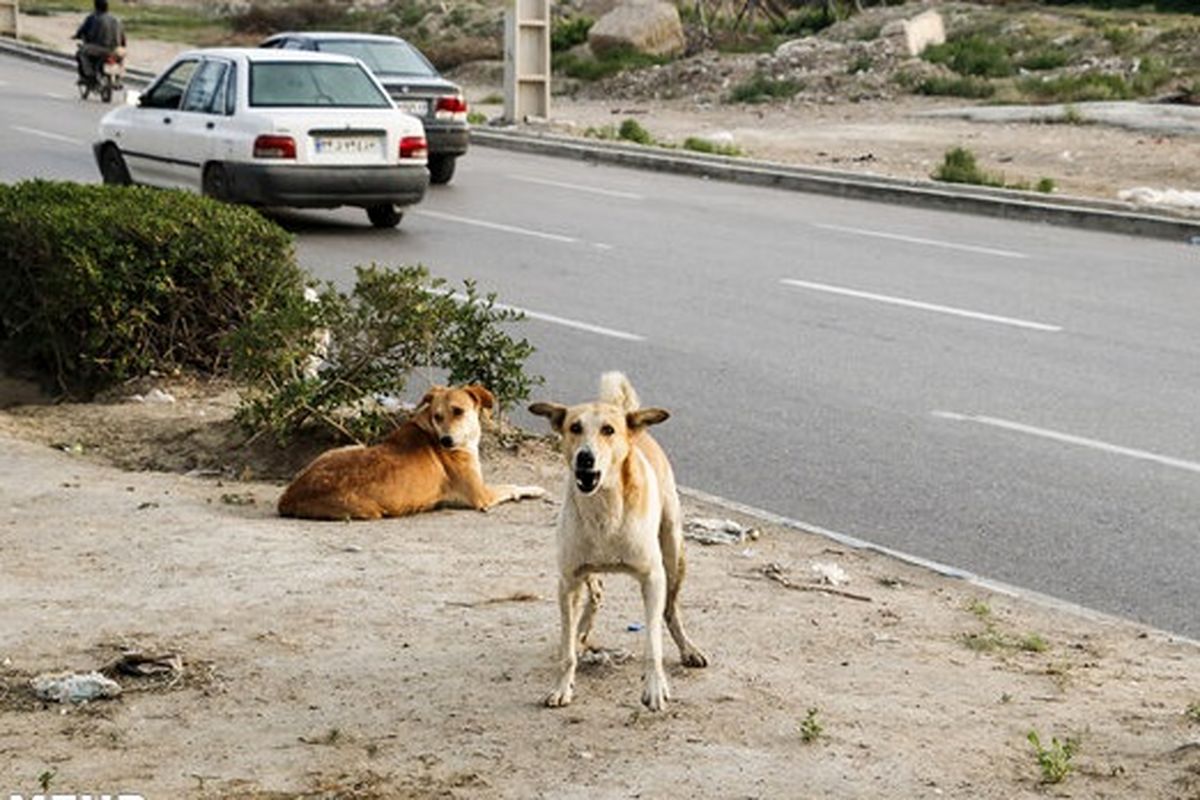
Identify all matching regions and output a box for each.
[99,144,131,186]
[428,155,456,186]
[366,204,403,228]
[202,163,229,201]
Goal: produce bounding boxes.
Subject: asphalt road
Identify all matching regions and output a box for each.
[3,55,1199,637]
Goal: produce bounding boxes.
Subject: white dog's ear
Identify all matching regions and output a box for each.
[529,402,567,432]
[465,384,496,411]
[627,407,669,430]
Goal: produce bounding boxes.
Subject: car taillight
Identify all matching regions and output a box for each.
[253,135,296,159]
[434,95,467,122]
[399,135,428,160]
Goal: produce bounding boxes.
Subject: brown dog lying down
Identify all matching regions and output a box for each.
[278,384,546,520]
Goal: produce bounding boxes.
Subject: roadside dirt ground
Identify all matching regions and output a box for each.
[18,10,1200,208]
[3,381,1200,799]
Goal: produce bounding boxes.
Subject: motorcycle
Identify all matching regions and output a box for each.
[77,44,125,103]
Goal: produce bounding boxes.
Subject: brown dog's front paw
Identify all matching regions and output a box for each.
[682,648,709,668]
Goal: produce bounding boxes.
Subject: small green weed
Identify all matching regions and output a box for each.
[1028,729,1078,785]
[1185,701,1200,723]
[466,110,487,125]
[480,93,504,105]
[966,598,992,619]
[726,72,803,104]
[38,769,56,792]
[1036,177,1057,194]
[847,54,874,75]
[799,708,824,743]
[683,137,743,157]
[584,124,619,141]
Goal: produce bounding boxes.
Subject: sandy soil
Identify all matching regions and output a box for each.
[2,380,1200,799]
[17,10,1200,209]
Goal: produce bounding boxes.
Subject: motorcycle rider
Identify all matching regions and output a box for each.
[73,0,126,87]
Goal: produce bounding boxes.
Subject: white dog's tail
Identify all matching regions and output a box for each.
[599,371,640,412]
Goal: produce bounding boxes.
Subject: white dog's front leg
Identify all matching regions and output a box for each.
[546,575,585,708]
[639,565,670,711]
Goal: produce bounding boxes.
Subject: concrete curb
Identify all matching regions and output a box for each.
[472,128,1200,243]
[679,484,1200,648]
[3,34,1196,242]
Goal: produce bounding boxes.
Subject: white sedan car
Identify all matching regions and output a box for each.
[94,48,429,228]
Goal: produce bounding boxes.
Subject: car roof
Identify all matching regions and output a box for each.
[265,32,412,44]
[176,46,362,64]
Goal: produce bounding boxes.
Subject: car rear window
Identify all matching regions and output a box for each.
[249,62,391,108]
[315,40,437,78]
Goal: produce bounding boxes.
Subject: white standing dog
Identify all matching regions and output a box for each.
[530,372,708,711]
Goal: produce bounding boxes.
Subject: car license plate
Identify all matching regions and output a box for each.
[312,135,383,156]
[394,99,428,115]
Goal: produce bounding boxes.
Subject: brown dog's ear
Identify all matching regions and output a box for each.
[465,384,495,411]
[627,407,669,430]
[529,402,568,433]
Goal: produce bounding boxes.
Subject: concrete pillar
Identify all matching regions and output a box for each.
[0,0,20,39]
[504,0,550,122]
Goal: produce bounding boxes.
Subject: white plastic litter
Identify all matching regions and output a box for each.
[810,562,850,587]
[30,671,122,703]
[131,388,176,404]
[684,517,759,545]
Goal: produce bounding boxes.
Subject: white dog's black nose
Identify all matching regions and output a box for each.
[575,450,595,470]
[440,436,454,448]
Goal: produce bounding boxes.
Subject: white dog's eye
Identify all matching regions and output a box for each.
[433,413,444,423]
[452,406,464,418]
[569,421,583,435]
[600,424,615,436]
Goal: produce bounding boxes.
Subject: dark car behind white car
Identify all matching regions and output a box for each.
[260,32,468,185]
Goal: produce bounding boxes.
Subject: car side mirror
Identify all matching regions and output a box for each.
[126,90,142,107]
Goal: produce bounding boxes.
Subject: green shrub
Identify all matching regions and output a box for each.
[0,180,299,397]
[1028,730,1078,784]
[1018,49,1069,71]
[918,75,996,98]
[553,46,667,81]
[1019,71,1133,101]
[228,264,540,444]
[726,72,803,103]
[552,15,593,52]
[618,118,655,145]
[923,34,1014,78]
[780,5,839,37]
[932,147,1004,187]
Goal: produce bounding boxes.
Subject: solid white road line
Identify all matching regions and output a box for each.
[444,292,644,342]
[416,209,577,243]
[509,174,643,200]
[11,125,83,145]
[933,410,1200,475]
[813,222,1029,260]
[781,278,1062,332]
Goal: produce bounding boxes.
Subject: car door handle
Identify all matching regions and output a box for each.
[206,121,215,130]
[162,117,171,124]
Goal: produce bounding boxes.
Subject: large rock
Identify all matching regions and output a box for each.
[588,0,685,59]
[880,9,945,58]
